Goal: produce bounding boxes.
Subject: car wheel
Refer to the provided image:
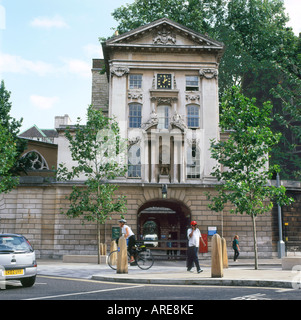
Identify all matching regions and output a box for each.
[21,276,36,287]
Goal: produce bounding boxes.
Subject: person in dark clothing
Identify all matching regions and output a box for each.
[232,235,240,261]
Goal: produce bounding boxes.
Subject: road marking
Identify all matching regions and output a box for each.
[275,288,295,293]
[231,293,271,300]
[24,284,145,300]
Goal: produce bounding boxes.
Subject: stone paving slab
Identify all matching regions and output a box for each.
[36,258,301,289]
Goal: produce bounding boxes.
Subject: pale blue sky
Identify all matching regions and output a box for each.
[0,0,300,133]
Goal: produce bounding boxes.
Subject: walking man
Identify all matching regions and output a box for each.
[187,221,206,273]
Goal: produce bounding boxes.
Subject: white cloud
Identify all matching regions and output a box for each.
[0,53,91,79]
[30,95,59,110]
[83,44,103,59]
[63,58,91,78]
[0,53,57,76]
[30,15,69,29]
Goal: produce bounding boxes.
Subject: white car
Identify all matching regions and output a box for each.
[144,234,158,247]
[0,233,37,287]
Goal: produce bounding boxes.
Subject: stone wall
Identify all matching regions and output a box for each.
[0,183,276,259]
[91,59,109,114]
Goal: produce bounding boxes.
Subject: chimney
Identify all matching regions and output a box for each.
[55,114,72,129]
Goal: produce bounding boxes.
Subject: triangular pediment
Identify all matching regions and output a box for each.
[105,18,224,50]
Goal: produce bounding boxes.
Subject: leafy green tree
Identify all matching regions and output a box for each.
[0,80,30,176]
[56,106,128,263]
[0,80,32,193]
[0,123,18,193]
[112,0,225,35]
[207,87,293,269]
[270,32,301,179]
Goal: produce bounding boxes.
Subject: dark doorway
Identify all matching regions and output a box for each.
[137,199,191,258]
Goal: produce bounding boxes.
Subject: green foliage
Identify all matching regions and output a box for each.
[0,80,30,176]
[270,33,301,179]
[56,106,128,225]
[207,86,293,268]
[112,0,226,36]
[207,86,293,217]
[0,80,31,193]
[0,123,19,193]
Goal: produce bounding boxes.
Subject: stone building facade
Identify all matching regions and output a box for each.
[0,18,297,259]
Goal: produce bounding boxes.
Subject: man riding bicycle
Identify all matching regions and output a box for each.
[118,219,136,263]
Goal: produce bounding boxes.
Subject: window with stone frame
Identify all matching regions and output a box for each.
[157,105,170,129]
[128,145,141,178]
[187,104,200,128]
[186,145,200,178]
[185,76,199,91]
[129,74,142,89]
[129,103,142,128]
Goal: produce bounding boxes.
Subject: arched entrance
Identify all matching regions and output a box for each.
[137,199,191,258]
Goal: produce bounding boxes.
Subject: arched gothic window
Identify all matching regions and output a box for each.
[22,151,49,170]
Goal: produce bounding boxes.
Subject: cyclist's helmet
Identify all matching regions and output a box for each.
[191,221,197,226]
[118,219,127,223]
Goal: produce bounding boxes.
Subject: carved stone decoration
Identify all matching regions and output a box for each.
[186,138,200,146]
[157,97,172,105]
[111,66,130,77]
[170,112,187,132]
[128,136,141,148]
[151,96,178,105]
[186,94,200,103]
[128,92,143,102]
[141,110,159,130]
[199,68,218,79]
[153,27,176,45]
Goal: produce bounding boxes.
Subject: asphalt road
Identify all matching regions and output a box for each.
[1,275,301,303]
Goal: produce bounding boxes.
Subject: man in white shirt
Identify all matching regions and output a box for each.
[119,219,136,263]
[187,220,206,273]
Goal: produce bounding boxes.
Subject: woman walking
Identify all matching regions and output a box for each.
[232,235,240,262]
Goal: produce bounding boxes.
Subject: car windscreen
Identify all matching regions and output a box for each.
[0,236,33,253]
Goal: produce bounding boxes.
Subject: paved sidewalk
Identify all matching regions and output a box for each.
[37,258,300,289]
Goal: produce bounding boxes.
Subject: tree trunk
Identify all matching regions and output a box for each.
[97,221,101,265]
[251,212,258,270]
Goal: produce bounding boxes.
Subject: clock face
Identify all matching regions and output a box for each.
[157,74,172,89]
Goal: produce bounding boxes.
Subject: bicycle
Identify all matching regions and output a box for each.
[107,244,154,270]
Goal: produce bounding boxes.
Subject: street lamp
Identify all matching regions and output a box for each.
[162,184,167,199]
[277,172,285,258]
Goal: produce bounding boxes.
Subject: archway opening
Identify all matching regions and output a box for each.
[137,199,191,259]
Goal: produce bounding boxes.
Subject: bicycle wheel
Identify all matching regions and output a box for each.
[107,250,118,270]
[136,249,154,270]
[108,250,132,270]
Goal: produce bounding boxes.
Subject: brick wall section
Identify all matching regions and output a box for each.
[0,183,278,259]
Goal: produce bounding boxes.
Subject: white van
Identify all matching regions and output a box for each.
[144,234,158,247]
